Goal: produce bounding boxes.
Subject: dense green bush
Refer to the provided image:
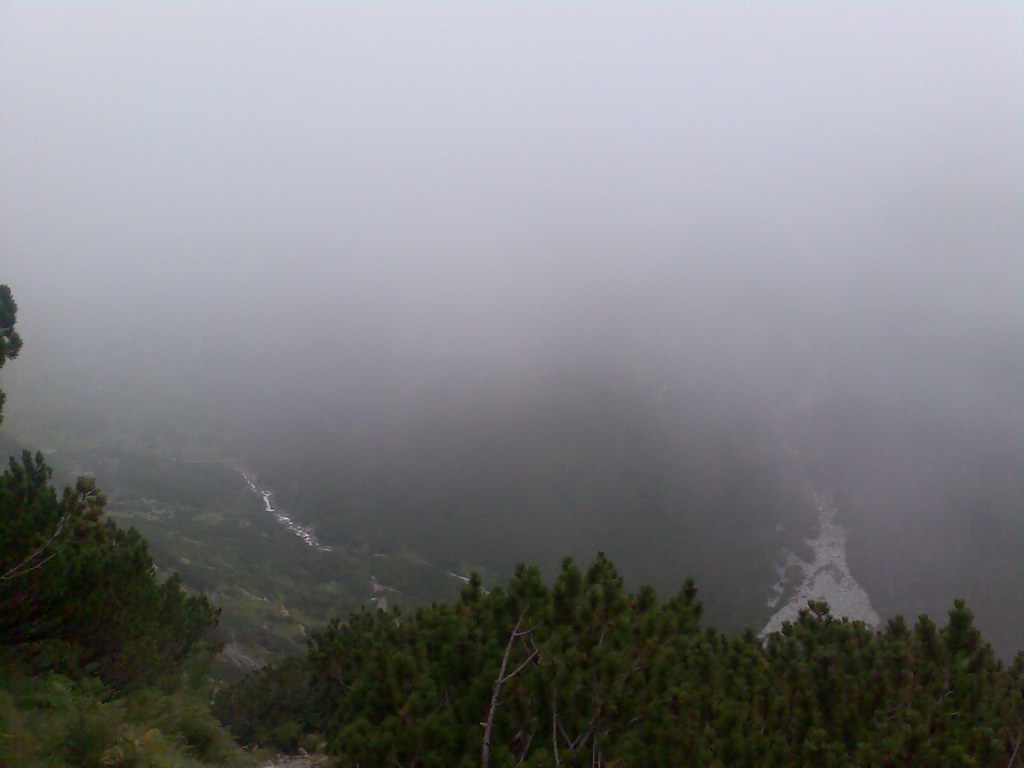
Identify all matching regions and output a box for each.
[0,451,221,690]
[0,668,245,768]
[224,554,1024,767]
[213,656,318,751]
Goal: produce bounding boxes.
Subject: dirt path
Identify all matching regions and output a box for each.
[260,755,329,768]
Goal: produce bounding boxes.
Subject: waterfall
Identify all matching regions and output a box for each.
[240,471,332,552]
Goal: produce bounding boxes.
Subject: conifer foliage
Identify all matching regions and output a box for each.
[225,554,1024,767]
[0,283,22,427]
[0,285,219,690]
[0,283,240,766]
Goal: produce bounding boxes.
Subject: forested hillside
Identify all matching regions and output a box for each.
[3,282,1024,766]
[217,554,1024,767]
[4,2,1023,765]
[0,286,246,767]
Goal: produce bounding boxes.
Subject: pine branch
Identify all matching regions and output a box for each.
[552,701,561,768]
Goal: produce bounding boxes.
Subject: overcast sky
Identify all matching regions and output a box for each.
[1,2,1020,420]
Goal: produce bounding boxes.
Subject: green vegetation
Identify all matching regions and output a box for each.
[4,282,1023,765]
[95,450,464,675]
[0,669,245,768]
[2,436,472,678]
[0,451,218,689]
[220,554,1024,767]
[0,284,22,428]
[0,285,244,767]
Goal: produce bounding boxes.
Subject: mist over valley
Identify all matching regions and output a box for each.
[2,2,1021,668]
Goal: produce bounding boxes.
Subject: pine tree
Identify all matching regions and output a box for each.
[263,558,1024,767]
[0,284,23,426]
[0,284,219,689]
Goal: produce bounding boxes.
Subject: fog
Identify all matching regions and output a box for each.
[1,4,1021,649]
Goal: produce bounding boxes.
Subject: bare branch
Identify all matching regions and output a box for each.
[552,702,561,768]
[500,649,539,685]
[514,732,534,765]
[1008,724,1023,768]
[1,511,72,582]
[482,611,525,768]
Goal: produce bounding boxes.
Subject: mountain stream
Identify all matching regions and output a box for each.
[240,472,332,552]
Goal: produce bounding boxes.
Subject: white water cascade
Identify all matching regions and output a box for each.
[240,472,332,552]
